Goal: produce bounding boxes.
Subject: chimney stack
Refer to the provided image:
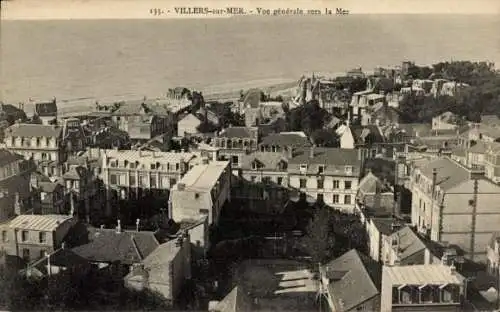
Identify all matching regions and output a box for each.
[309,144,316,159]
[61,242,66,249]
[432,168,438,195]
[116,219,122,233]
[136,219,140,232]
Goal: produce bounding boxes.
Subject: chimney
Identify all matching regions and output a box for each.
[100,224,105,229]
[309,144,316,158]
[136,219,140,232]
[346,110,351,127]
[450,263,457,275]
[177,183,186,191]
[61,242,66,249]
[46,251,52,276]
[116,219,122,233]
[431,168,437,195]
[287,147,294,159]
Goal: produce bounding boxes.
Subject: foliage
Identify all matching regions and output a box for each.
[364,159,396,185]
[310,129,340,147]
[286,99,329,135]
[301,207,336,264]
[399,61,500,123]
[0,266,175,311]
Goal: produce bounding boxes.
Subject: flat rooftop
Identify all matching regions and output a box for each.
[178,160,229,192]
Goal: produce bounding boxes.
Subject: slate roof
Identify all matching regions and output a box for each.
[323,249,382,312]
[469,141,490,154]
[418,157,470,191]
[289,147,360,165]
[351,125,385,144]
[372,218,397,236]
[384,265,463,285]
[219,127,257,139]
[30,248,90,270]
[71,227,160,265]
[260,132,311,147]
[358,171,392,195]
[240,152,288,171]
[451,147,467,157]
[0,149,23,167]
[212,286,253,312]
[390,226,427,260]
[5,123,62,138]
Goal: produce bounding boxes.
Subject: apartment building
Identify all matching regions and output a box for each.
[0,149,34,220]
[380,265,464,312]
[366,218,399,262]
[410,157,500,263]
[4,123,66,177]
[287,146,363,212]
[101,149,200,216]
[0,214,76,263]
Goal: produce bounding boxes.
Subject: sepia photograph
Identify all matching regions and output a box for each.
[0,0,500,310]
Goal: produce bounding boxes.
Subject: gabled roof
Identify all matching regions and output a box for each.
[212,286,253,312]
[390,226,427,260]
[323,249,382,312]
[350,125,385,144]
[371,218,397,236]
[240,152,287,171]
[418,157,470,191]
[358,171,392,194]
[62,165,86,180]
[5,123,62,138]
[0,149,24,167]
[71,227,160,265]
[39,181,62,193]
[29,248,90,271]
[219,127,257,139]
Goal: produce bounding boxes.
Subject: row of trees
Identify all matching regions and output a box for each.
[0,266,175,311]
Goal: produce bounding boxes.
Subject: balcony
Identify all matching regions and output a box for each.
[392,284,461,307]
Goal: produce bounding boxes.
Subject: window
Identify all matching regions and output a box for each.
[318,165,324,174]
[39,232,47,243]
[129,162,136,169]
[22,249,30,261]
[110,160,117,168]
[277,177,283,185]
[317,178,324,189]
[150,163,156,170]
[1,231,7,242]
[333,194,339,204]
[299,178,307,188]
[251,161,258,170]
[231,156,239,166]
[199,209,209,214]
[262,177,271,185]
[333,180,340,189]
[109,174,118,185]
[21,230,29,242]
[129,175,136,186]
[150,176,157,188]
[344,195,351,204]
[344,181,352,190]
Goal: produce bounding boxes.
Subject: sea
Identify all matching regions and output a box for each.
[1,15,499,105]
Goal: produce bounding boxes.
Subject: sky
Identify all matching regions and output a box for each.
[2,0,500,20]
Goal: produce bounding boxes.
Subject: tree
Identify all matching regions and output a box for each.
[286,100,329,135]
[301,207,336,264]
[310,129,340,147]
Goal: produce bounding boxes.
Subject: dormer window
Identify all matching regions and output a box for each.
[110,160,117,168]
[150,163,156,170]
[278,160,288,171]
[123,160,129,167]
[318,165,325,174]
[252,160,260,170]
[300,164,308,172]
[345,166,353,175]
[129,162,136,169]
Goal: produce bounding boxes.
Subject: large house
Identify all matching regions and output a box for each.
[0,149,34,220]
[4,123,66,176]
[100,149,199,217]
[212,126,259,168]
[410,157,500,262]
[287,147,363,212]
